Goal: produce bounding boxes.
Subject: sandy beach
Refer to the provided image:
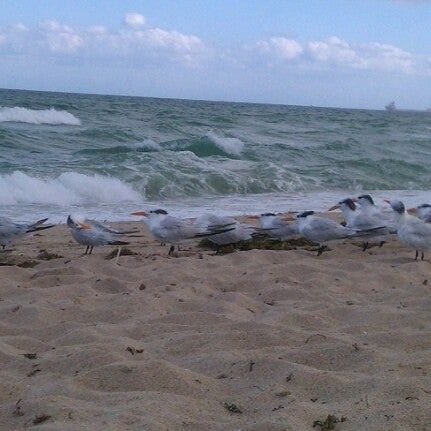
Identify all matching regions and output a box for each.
[0,221,430,430]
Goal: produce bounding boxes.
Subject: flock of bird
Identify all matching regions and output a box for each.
[1,194,431,261]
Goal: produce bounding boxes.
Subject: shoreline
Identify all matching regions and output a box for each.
[2,188,431,224]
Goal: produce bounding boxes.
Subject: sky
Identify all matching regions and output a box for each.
[1,0,431,109]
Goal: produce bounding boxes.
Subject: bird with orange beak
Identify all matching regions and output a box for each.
[385,200,431,261]
[328,197,390,250]
[408,203,431,223]
[0,216,54,249]
[248,212,299,241]
[66,214,133,255]
[131,209,236,256]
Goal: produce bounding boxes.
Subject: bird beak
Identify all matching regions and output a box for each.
[78,223,91,230]
[131,211,147,216]
[328,204,340,211]
[281,216,295,222]
[407,207,417,215]
[383,199,391,204]
[247,215,259,220]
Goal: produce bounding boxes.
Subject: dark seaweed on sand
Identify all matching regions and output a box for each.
[198,237,317,254]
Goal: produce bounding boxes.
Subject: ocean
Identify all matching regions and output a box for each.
[1,88,430,222]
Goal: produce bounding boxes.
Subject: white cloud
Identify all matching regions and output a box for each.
[256,35,425,74]
[11,23,27,32]
[124,12,146,28]
[258,37,303,60]
[307,36,414,72]
[0,16,205,64]
[38,20,83,53]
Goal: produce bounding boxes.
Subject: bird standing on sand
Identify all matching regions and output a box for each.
[386,200,431,261]
[66,215,132,255]
[0,216,54,249]
[251,212,299,241]
[131,209,235,255]
[409,203,431,223]
[296,210,385,255]
[194,214,254,252]
[357,194,397,233]
[329,198,389,250]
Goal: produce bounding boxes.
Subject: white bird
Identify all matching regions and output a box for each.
[329,198,389,250]
[67,214,133,255]
[131,209,235,255]
[357,194,397,233]
[250,212,299,241]
[409,203,431,223]
[194,214,254,252]
[296,210,385,255]
[0,216,54,249]
[386,200,431,261]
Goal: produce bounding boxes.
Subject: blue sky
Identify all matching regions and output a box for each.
[1,0,431,109]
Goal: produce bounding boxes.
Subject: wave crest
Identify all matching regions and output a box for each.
[206,131,244,156]
[0,107,81,125]
[0,171,141,205]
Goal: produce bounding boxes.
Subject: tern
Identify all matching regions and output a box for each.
[409,204,431,223]
[194,214,254,252]
[357,194,397,233]
[131,209,235,255]
[328,198,389,250]
[0,216,54,249]
[386,200,431,261]
[67,215,133,255]
[249,213,299,241]
[296,210,385,255]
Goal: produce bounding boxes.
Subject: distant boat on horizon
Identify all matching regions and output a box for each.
[385,101,396,112]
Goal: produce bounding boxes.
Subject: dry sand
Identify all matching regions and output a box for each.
[0,221,430,430]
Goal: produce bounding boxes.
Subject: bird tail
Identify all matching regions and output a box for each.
[26,218,55,233]
[109,240,130,245]
[206,222,236,231]
[349,226,387,238]
[193,227,236,239]
[115,229,140,235]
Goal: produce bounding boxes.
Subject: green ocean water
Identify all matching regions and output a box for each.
[1,88,430,220]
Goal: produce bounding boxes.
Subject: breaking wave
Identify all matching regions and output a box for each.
[0,171,141,205]
[206,131,244,156]
[0,107,81,125]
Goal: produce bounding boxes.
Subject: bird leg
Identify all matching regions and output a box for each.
[168,245,175,256]
[317,245,327,256]
[362,242,369,252]
[89,246,94,255]
[421,251,425,261]
[415,250,419,261]
[84,245,89,255]
[379,241,386,248]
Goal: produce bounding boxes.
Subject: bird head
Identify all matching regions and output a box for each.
[131,209,168,219]
[385,200,405,215]
[357,194,375,207]
[297,210,314,219]
[67,214,91,230]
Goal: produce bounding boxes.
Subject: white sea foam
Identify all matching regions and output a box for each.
[0,171,141,205]
[0,107,82,125]
[206,131,244,156]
